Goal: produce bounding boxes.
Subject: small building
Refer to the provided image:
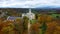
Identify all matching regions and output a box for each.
[7,16,21,21]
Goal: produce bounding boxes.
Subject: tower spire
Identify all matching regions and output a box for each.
[29,8,31,13]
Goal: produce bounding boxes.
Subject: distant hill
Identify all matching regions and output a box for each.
[0,8,60,13]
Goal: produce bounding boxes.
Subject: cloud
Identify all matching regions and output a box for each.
[0,0,60,8]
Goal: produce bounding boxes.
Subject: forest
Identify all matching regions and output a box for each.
[0,8,60,34]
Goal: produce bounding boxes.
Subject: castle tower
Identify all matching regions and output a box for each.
[29,8,31,13]
[22,9,35,20]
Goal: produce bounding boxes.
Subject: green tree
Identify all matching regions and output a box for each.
[40,22,47,34]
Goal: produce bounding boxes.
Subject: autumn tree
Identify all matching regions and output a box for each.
[1,20,15,34]
[23,16,29,34]
[14,18,23,34]
[30,22,40,34]
[37,14,47,34]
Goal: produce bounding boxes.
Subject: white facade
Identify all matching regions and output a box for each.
[22,9,35,20]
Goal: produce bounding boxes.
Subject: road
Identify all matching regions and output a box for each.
[28,20,31,34]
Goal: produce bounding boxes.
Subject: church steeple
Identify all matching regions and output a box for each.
[29,9,31,13]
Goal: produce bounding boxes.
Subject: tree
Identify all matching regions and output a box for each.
[40,22,47,34]
[35,13,38,19]
[14,18,23,34]
[23,16,29,34]
[37,14,48,34]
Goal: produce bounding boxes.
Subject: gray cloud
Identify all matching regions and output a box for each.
[0,0,60,8]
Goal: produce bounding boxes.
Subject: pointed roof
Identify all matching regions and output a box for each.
[29,9,31,13]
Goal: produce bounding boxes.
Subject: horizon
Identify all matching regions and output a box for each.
[0,0,60,8]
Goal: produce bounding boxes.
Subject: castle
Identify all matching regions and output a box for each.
[22,9,35,20]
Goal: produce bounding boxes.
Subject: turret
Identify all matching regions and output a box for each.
[29,9,31,13]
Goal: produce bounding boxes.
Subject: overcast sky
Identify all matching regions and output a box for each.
[0,0,60,8]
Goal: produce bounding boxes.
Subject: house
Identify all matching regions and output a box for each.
[7,16,21,21]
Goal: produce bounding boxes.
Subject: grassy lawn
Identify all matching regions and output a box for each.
[30,19,36,24]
